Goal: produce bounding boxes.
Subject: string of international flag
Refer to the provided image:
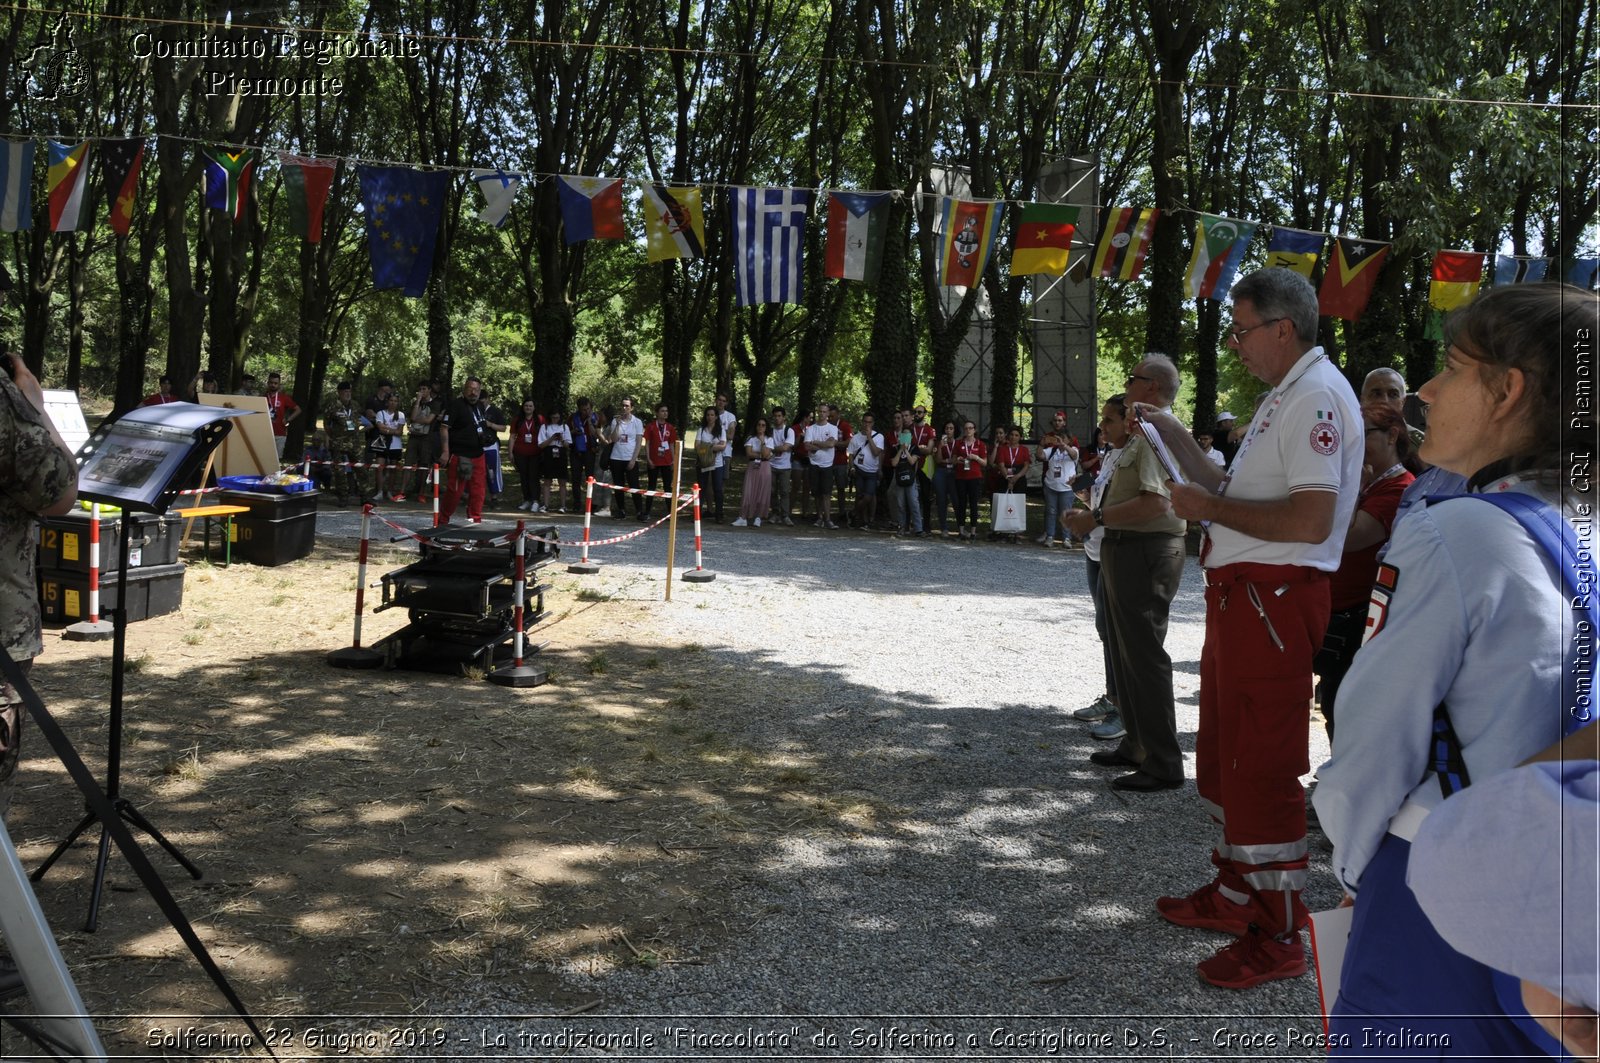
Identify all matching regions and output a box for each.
[1,135,1595,318]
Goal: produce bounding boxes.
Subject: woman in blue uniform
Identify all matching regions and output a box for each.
[1314,282,1597,1057]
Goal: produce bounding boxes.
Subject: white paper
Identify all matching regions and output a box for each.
[1135,411,1188,486]
[1309,904,1354,1022]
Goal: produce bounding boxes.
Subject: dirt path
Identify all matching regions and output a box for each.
[13,538,848,1056]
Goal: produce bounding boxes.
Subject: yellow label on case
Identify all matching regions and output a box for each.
[65,589,81,618]
[63,533,80,562]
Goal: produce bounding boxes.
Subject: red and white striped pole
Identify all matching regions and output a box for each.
[489,520,546,686]
[682,483,717,583]
[328,503,384,667]
[87,503,102,624]
[303,452,312,479]
[431,463,441,527]
[568,476,600,573]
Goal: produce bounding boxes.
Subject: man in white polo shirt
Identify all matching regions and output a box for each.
[767,406,795,525]
[1134,268,1362,990]
[605,397,646,519]
[804,403,841,529]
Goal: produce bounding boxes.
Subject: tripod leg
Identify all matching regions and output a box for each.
[83,826,113,933]
[120,803,203,879]
[28,809,97,883]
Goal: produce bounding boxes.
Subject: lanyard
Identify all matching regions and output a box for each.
[1218,353,1327,499]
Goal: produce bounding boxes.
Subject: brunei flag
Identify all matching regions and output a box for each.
[557,176,625,244]
[1264,227,1324,277]
[642,184,704,262]
[938,197,1003,287]
[1010,203,1078,277]
[1091,206,1158,281]
[202,147,256,221]
[824,191,890,282]
[47,140,92,232]
[1185,214,1257,300]
[100,137,146,236]
[1429,250,1484,311]
[1318,236,1391,321]
[278,153,337,244]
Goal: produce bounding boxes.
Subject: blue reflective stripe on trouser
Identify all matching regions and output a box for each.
[1329,834,1551,1059]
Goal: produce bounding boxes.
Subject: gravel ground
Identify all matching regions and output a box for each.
[321,500,1342,1060]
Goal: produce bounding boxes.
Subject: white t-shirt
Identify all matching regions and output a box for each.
[848,431,884,474]
[1204,347,1363,571]
[1083,447,1120,563]
[1042,445,1078,491]
[768,425,794,470]
[805,422,840,468]
[608,415,645,462]
[744,435,769,464]
[718,409,737,446]
[695,427,728,469]
[376,409,405,452]
[1203,446,1227,467]
[539,423,572,449]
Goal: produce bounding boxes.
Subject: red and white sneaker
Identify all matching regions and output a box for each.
[1196,926,1307,989]
[1157,879,1309,936]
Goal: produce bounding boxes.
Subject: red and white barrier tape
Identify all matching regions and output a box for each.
[576,496,695,548]
[588,478,693,502]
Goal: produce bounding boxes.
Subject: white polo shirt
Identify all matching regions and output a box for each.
[768,425,794,470]
[1205,346,1362,571]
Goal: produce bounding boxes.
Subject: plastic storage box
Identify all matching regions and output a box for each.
[38,562,186,625]
[216,489,321,566]
[36,511,182,574]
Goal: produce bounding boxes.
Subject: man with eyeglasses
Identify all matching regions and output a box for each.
[1132,268,1362,990]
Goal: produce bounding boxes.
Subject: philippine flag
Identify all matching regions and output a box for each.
[557,175,625,245]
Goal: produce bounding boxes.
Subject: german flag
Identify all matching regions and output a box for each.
[1317,236,1391,321]
[1091,207,1159,281]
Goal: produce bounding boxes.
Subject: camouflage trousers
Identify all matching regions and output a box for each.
[0,660,27,821]
[328,443,369,501]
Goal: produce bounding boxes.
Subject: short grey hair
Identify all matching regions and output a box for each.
[1231,268,1319,344]
[1362,367,1405,391]
[1139,352,1182,404]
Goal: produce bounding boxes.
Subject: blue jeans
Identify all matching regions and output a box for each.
[893,478,921,531]
[1041,486,1072,543]
[933,468,956,532]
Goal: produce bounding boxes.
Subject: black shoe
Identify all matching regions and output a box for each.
[1111,771,1183,792]
[1089,750,1141,769]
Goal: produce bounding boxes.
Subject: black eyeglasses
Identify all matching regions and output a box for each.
[1226,317,1284,342]
[1126,373,1155,385]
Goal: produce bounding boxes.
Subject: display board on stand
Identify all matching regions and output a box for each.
[198,393,275,477]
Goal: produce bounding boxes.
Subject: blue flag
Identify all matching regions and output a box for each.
[1492,254,1549,285]
[1570,257,1600,291]
[357,166,450,298]
[730,187,811,306]
[0,139,35,232]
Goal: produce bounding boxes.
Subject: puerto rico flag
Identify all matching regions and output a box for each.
[730,186,810,306]
[557,175,625,244]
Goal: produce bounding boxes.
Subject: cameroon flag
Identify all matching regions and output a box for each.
[1011,203,1078,277]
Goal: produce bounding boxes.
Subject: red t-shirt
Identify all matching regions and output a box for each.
[935,437,959,470]
[908,423,935,458]
[832,420,851,464]
[1329,469,1415,610]
[140,391,178,406]
[953,439,988,480]
[512,415,543,457]
[265,391,299,437]
[644,420,677,467]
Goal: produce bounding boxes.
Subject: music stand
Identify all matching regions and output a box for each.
[30,402,240,931]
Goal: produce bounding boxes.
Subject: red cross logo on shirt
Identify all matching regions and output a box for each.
[1310,420,1340,455]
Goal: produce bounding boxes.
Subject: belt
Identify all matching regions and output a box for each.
[1102,528,1183,541]
[1203,560,1326,588]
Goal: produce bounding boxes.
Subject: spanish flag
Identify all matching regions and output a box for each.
[1091,206,1159,281]
[1011,203,1078,277]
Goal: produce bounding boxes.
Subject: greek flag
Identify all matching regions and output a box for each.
[730,186,811,306]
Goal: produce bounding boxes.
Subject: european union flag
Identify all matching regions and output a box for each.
[357,166,450,298]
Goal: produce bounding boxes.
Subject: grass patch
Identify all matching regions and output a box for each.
[124,652,152,674]
[642,654,661,670]
[668,693,698,711]
[585,651,609,675]
[182,633,203,646]
[576,587,608,603]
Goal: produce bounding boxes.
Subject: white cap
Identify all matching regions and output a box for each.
[1217,411,1237,423]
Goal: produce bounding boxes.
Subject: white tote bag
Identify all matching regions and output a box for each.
[991,492,1026,533]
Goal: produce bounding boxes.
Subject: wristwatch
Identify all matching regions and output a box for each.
[1092,505,1105,526]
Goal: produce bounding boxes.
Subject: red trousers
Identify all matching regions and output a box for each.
[440,453,486,522]
[1197,562,1328,934]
